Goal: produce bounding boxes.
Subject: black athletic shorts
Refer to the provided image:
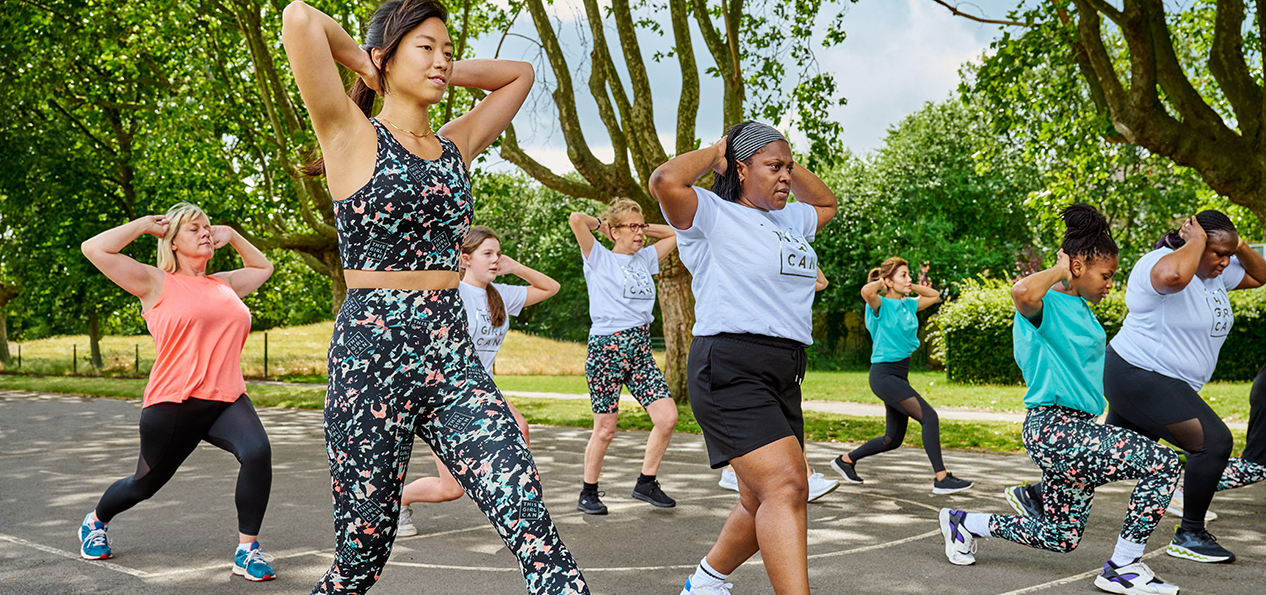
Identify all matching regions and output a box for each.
[869,358,919,406]
[687,333,807,469]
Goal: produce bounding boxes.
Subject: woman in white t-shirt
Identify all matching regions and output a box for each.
[568,198,679,515]
[396,225,560,537]
[1032,211,1266,565]
[650,121,836,595]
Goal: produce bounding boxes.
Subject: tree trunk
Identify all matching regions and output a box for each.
[0,309,9,366]
[88,309,104,370]
[322,250,347,315]
[658,252,695,403]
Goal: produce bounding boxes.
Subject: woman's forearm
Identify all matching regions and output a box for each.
[448,59,533,92]
[228,231,273,272]
[82,219,149,256]
[514,264,560,293]
[645,223,675,239]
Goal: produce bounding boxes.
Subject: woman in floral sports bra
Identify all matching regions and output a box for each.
[281,1,587,594]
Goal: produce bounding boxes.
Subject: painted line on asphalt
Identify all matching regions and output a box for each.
[995,547,1167,595]
[0,533,323,581]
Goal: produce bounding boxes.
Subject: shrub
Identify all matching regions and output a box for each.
[932,277,1266,384]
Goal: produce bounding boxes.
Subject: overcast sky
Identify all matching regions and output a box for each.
[468,0,1030,174]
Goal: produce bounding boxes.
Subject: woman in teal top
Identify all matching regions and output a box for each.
[938,204,1182,595]
[830,258,972,494]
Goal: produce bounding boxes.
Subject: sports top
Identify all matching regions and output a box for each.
[1013,289,1106,415]
[667,186,819,345]
[866,297,920,363]
[583,242,660,335]
[333,118,473,271]
[1110,248,1246,391]
[141,272,251,408]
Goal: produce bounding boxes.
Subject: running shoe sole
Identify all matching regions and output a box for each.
[830,458,864,484]
[631,491,676,508]
[1165,543,1234,564]
[1004,486,1028,516]
[397,523,418,537]
[233,565,276,582]
[807,481,839,502]
[932,483,973,495]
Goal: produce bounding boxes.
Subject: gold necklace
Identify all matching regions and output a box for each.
[379,117,434,139]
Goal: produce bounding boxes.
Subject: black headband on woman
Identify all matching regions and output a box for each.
[730,122,786,162]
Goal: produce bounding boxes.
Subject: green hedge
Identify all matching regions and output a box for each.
[929,277,1266,384]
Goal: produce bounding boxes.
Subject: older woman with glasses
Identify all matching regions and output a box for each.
[567,198,679,515]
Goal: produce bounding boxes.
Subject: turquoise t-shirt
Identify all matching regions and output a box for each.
[865,297,920,363]
[1012,289,1106,415]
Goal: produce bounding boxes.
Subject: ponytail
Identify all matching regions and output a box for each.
[1154,209,1238,250]
[485,284,506,328]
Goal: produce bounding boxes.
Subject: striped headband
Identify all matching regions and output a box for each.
[730,122,786,162]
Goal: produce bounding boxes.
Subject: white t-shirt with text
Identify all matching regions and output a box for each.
[1111,247,1246,391]
[583,242,660,336]
[458,280,528,375]
[666,186,819,345]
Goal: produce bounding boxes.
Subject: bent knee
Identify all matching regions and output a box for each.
[1047,533,1082,554]
[436,482,466,502]
[239,441,272,467]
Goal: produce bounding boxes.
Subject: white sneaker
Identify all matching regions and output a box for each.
[938,508,976,566]
[1094,558,1180,595]
[807,472,839,502]
[718,469,738,492]
[397,505,417,537]
[1165,488,1217,522]
[681,576,733,594]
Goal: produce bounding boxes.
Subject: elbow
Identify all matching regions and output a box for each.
[281,1,312,33]
[1010,284,1034,310]
[545,281,561,299]
[261,262,276,280]
[515,60,535,84]
[648,168,670,202]
[568,212,584,225]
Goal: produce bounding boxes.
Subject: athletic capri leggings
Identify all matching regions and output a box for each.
[313,288,588,595]
[1103,345,1233,532]
[847,358,945,473]
[94,394,272,535]
[988,406,1180,551]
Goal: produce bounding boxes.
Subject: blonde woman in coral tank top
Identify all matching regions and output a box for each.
[77,202,278,582]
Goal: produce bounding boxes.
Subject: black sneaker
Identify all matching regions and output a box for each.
[932,473,973,495]
[1004,483,1044,519]
[632,479,676,508]
[577,490,608,515]
[1166,526,1235,563]
[830,456,863,484]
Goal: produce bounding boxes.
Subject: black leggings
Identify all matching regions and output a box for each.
[848,358,945,473]
[95,395,272,535]
[1104,346,1232,533]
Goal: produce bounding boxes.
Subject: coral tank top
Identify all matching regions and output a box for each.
[141,272,250,408]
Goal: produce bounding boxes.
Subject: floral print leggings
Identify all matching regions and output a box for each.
[989,406,1181,550]
[312,288,588,595]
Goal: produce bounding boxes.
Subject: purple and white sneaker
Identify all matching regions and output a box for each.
[1093,558,1179,595]
[938,508,976,565]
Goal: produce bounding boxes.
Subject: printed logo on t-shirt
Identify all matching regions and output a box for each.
[622,265,655,300]
[1208,288,1232,337]
[774,228,816,278]
[474,307,508,351]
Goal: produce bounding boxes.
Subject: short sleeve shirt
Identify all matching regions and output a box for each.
[866,297,920,363]
[1013,289,1107,415]
[1110,248,1246,391]
[582,243,660,335]
[666,186,819,345]
[458,281,528,375]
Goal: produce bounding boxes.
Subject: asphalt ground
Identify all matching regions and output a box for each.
[0,390,1262,595]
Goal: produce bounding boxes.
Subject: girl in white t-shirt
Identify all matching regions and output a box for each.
[651,121,836,595]
[396,226,560,537]
[568,198,679,515]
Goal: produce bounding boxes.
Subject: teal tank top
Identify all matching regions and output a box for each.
[1012,289,1106,415]
[865,297,920,364]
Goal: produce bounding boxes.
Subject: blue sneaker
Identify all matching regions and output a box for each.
[78,514,111,560]
[233,541,276,581]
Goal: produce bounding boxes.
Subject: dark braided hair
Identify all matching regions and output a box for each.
[1154,210,1238,250]
[1060,203,1118,261]
[301,0,450,177]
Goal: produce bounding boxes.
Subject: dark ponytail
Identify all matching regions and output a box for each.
[1154,209,1238,250]
[301,0,450,177]
[1059,203,1117,261]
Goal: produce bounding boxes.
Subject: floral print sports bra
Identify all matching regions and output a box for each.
[333,118,473,271]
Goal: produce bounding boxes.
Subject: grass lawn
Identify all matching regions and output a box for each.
[0,375,1250,455]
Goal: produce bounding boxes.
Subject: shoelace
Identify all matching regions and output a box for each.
[84,527,109,549]
[243,548,275,568]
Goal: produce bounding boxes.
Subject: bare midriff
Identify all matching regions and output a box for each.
[345,270,460,291]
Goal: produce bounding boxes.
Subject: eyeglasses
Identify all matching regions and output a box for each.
[615,223,650,232]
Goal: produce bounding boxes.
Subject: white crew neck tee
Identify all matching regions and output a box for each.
[582,242,660,336]
[1110,247,1246,391]
[666,186,819,345]
[458,280,528,375]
